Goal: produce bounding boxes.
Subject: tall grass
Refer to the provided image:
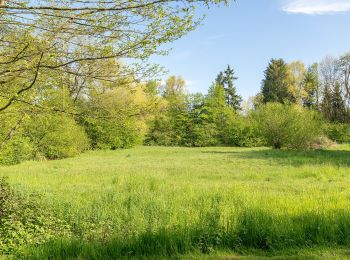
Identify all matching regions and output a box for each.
[1,145,350,258]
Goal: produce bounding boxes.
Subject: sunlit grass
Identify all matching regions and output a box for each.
[1,145,350,258]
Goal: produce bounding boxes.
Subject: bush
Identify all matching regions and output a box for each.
[0,136,35,165]
[222,115,263,147]
[83,117,142,149]
[144,115,175,146]
[0,178,70,256]
[252,103,322,150]
[324,123,350,143]
[24,114,90,159]
[183,122,220,147]
[81,87,149,150]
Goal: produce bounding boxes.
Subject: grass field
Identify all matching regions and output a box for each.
[1,145,350,259]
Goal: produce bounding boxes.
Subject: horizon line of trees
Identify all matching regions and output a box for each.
[146,51,350,149]
[1,52,350,165]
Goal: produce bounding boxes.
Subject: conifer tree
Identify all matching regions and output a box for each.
[321,82,348,122]
[331,82,348,122]
[262,59,294,104]
[215,65,242,111]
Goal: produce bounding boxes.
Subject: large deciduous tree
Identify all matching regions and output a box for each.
[0,0,228,113]
[288,60,306,105]
[303,63,320,109]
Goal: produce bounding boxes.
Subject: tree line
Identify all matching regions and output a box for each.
[2,54,350,165]
[1,1,349,165]
[146,53,350,149]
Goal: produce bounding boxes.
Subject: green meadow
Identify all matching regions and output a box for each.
[2,145,350,259]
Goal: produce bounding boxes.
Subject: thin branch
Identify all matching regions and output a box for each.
[0,52,44,112]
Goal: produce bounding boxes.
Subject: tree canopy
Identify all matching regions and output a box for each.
[0,0,228,113]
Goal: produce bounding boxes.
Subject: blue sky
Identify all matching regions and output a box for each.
[151,0,350,100]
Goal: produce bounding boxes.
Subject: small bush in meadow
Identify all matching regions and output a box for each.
[252,103,322,149]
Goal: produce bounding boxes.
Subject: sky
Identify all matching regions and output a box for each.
[150,0,350,100]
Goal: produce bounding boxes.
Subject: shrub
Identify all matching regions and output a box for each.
[0,178,70,256]
[324,123,350,143]
[183,122,220,147]
[222,115,264,147]
[0,136,35,165]
[81,87,149,150]
[144,115,175,146]
[252,103,322,150]
[83,117,143,149]
[24,114,90,159]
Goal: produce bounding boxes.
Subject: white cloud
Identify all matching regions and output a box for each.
[282,0,350,15]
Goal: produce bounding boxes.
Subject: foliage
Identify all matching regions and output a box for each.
[288,60,306,105]
[303,63,320,109]
[321,82,348,123]
[183,93,220,147]
[0,177,70,256]
[262,59,294,104]
[144,114,176,146]
[0,108,89,165]
[82,84,160,149]
[145,76,190,146]
[221,115,264,147]
[24,114,90,160]
[0,0,227,114]
[324,123,350,143]
[252,103,322,149]
[215,65,242,111]
[146,77,259,148]
[146,80,247,147]
[0,0,228,165]
[0,135,35,166]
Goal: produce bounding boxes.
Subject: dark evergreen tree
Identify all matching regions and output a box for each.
[331,82,348,122]
[215,71,225,87]
[215,65,242,111]
[262,59,294,104]
[321,82,348,122]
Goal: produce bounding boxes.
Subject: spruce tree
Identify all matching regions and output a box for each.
[321,82,348,122]
[331,82,348,122]
[215,65,242,111]
[262,59,294,104]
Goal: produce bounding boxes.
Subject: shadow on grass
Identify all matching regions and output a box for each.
[203,148,350,167]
